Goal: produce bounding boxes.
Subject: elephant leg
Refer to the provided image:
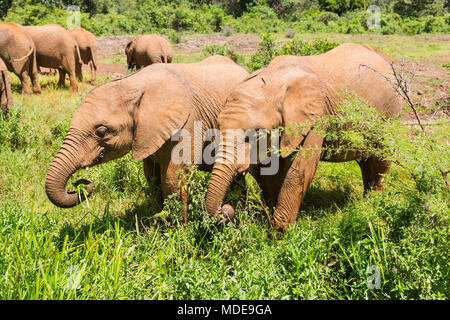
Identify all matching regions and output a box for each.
[88,61,95,84]
[273,132,323,231]
[19,70,32,95]
[143,157,163,210]
[75,62,83,82]
[251,165,285,208]
[161,161,188,225]
[29,54,41,94]
[357,156,390,194]
[57,69,66,88]
[30,71,41,94]
[68,71,78,92]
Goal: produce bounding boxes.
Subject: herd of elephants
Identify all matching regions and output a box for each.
[0,22,403,231]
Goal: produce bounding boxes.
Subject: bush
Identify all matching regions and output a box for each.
[317,11,339,24]
[0,107,33,151]
[247,33,279,72]
[202,43,241,63]
[247,34,339,72]
[285,28,296,38]
[221,25,233,36]
[279,38,339,56]
[1,3,449,36]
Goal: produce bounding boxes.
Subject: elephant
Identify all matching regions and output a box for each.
[45,56,248,223]
[0,57,13,117]
[205,43,403,231]
[125,34,173,71]
[68,28,98,83]
[0,22,41,95]
[24,24,82,92]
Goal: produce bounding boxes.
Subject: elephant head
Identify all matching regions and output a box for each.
[125,37,137,71]
[205,64,336,219]
[45,66,195,208]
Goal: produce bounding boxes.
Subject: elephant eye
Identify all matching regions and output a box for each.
[95,126,108,138]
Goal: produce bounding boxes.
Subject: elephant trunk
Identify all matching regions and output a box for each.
[45,131,93,208]
[205,133,240,219]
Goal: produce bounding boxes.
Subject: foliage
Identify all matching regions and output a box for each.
[202,43,242,63]
[247,34,339,72]
[279,38,339,55]
[1,1,448,35]
[318,0,366,15]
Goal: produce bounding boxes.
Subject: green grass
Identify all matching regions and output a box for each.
[0,51,448,299]
[101,56,127,64]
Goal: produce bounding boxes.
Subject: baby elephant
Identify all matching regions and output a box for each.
[45,56,248,222]
[125,34,173,71]
[24,24,82,92]
[68,28,98,83]
[0,57,13,117]
[205,43,403,231]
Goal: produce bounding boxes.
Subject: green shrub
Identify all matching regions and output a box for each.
[202,43,241,63]
[280,38,339,56]
[0,107,33,151]
[247,33,279,72]
[317,11,339,24]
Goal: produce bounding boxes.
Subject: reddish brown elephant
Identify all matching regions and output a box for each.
[205,43,403,230]
[0,22,41,95]
[24,24,82,92]
[68,28,98,83]
[45,56,248,222]
[0,57,13,117]
[125,34,173,70]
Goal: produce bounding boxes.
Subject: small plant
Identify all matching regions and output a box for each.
[167,29,181,44]
[247,33,279,72]
[0,107,32,151]
[221,25,233,36]
[202,43,240,63]
[285,28,296,39]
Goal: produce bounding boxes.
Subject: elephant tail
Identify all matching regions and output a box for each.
[14,47,34,62]
[75,44,83,65]
[88,46,97,71]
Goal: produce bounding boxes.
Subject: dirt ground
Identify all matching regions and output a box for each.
[92,33,448,121]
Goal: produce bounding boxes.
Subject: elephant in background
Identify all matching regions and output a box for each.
[45,56,248,222]
[205,43,403,230]
[0,57,13,117]
[125,34,173,71]
[0,22,41,95]
[24,24,82,92]
[68,28,98,83]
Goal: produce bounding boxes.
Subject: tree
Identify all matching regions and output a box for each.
[318,0,366,15]
[0,0,13,18]
[393,0,445,17]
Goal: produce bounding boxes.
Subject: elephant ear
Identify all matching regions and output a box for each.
[131,80,192,161]
[280,72,334,157]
